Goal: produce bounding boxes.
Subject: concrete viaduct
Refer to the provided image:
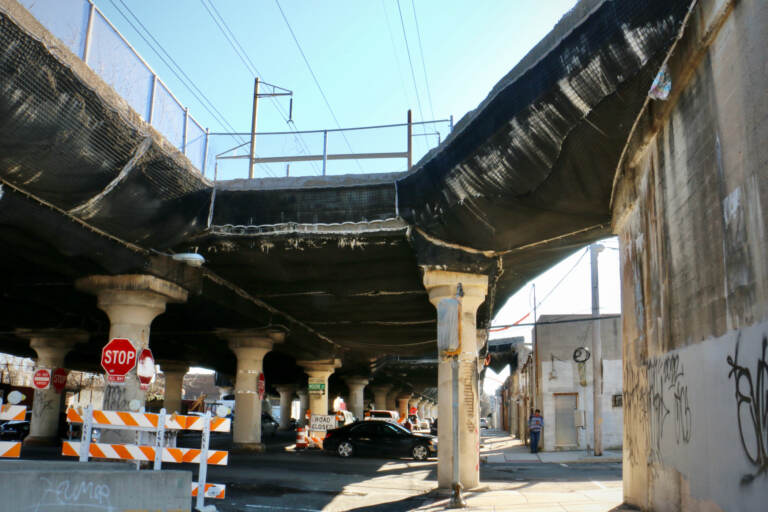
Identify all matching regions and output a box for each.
[0,0,766,509]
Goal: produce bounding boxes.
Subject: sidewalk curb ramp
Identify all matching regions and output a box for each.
[0,459,191,511]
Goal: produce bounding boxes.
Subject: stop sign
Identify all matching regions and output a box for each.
[101,338,137,383]
[52,368,68,393]
[257,372,265,400]
[33,369,51,390]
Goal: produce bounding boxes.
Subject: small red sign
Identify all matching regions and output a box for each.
[33,369,51,390]
[101,338,137,384]
[137,348,155,391]
[52,368,68,393]
[257,372,265,400]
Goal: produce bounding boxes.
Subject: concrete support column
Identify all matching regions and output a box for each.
[424,269,488,489]
[274,384,296,430]
[397,392,411,420]
[76,275,188,416]
[370,384,392,411]
[297,359,341,417]
[158,361,188,414]
[386,388,400,411]
[219,328,284,451]
[418,400,427,418]
[17,329,86,445]
[343,376,369,420]
[297,389,309,426]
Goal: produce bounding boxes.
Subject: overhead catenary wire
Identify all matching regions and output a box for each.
[274,0,363,172]
[199,0,320,175]
[108,0,244,149]
[395,0,428,150]
[410,0,435,122]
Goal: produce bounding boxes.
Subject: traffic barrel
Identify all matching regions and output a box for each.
[295,427,308,449]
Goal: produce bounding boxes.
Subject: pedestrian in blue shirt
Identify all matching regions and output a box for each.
[528,409,543,453]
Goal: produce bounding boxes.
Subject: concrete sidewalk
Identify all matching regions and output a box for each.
[480,430,622,464]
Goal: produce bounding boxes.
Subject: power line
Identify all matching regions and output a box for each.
[410,0,435,121]
[199,0,319,175]
[108,0,240,141]
[395,0,426,129]
[274,0,363,172]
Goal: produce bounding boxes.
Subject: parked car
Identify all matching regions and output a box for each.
[480,417,489,429]
[323,420,437,460]
[0,420,29,440]
[430,418,438,436]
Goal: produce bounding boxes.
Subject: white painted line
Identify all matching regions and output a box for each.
[592,480,608,489]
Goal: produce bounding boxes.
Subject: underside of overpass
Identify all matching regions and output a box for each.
[0,0,691,398]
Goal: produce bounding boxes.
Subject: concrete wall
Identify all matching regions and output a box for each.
[0,460,191,511]
[612,0,768,510]
[535,315,623,451]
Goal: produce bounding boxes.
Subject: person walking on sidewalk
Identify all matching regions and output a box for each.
[528,409,543,453]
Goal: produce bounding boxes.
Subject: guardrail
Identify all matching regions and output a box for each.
[19,0,209,174]
[64,405,230,507]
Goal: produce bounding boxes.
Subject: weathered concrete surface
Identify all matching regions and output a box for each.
[612,0,768,510]
[0,460,191,511]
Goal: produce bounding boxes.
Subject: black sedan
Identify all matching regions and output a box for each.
[323,420,437,460]
[0,420,30,440]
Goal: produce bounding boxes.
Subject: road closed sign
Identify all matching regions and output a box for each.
[101,338,137,383]
[309,414,337,432]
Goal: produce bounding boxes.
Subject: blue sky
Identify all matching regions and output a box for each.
[92,0,578,178]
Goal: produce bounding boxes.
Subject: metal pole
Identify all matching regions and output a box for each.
[449,114,454,131]
[148,75,157,124]
[82,2,96,64]
[531,284,538,413]
[248,77,260,179]
[322,130,328,176]
[590,243,603,456]
[196,411,211,510]
[183,107,189,155]
[202,128,210,176]
[407,110,413,170]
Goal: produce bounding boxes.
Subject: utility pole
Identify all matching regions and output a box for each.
[248,77,260,179]
[531,284,538,413]
[590,243,603,456]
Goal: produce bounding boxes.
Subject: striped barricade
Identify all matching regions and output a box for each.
[0,441,21,458]
[65,405,228,509]
[191,482,226,499]
[61,441,228,465]
[65,408,230,432]
[0,404,26,421]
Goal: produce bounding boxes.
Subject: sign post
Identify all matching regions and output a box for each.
[101,338,137,384]
[52,368,68,393]
[33,369,51,390]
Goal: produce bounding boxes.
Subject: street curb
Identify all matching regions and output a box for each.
[481,456,621,464]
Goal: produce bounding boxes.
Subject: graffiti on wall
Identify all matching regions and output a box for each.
[726,333,768,484]
[623,364,648,465]
[648,353,693,462]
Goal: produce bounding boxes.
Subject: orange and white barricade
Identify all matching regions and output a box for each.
[192,482,226,499]
[295,427,308,449]
[0,403,27,458]
[64,405,228,507]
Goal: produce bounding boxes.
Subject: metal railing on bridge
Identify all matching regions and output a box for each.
[19,0,209,173]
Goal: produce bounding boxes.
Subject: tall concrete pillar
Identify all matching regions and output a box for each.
[219,328,284,451]
[17,329,86,445]
[409,397,421,417]
[159,360,188,414]
[424,269,488,489]
[297,389,309,426]
[343,376,368,420]
[76,275,188,416]
[370,384,392,411]
[397,392,411,419]
[297,359,341,417]
[418,400,427,418]
[274,384,296,430]
[386,388,400,411]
